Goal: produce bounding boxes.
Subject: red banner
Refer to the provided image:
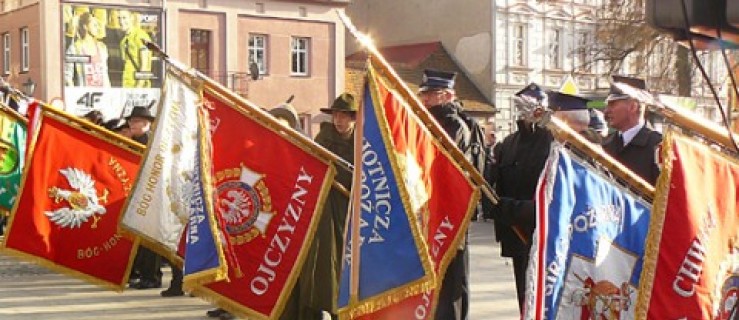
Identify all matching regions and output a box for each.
[2,108,141,289]
[637,130,739,319]
[358,65,478,319]
[189,88,335,319]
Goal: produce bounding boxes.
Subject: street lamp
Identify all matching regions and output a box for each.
[22,78,35,97]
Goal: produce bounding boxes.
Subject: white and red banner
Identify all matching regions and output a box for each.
[188,86,335,320]
[121,67,204,263]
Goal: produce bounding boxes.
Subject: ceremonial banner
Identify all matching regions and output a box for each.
[187,86,335,320]
[350,62,479,319]
[337,76,434,318]
[1,107,141,289]
[0,106,26,210]
[182,106,229,288]
[121,67,204,263]
[636,130,739,319]
[525,144,651,320]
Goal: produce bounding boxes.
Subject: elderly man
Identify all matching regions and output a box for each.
[602,76,662,184]
[547,91,603,144]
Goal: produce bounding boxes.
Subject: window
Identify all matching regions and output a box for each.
[291,37,309,75]
[20,27,28,72]
[547,29,562,69]
[248,34,267,74]
[512,24,527,66]
[190,29,211,75]
[2,33,9,75]
[576,31,592,72]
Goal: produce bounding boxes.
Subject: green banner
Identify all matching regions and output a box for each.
[0,109,26,210]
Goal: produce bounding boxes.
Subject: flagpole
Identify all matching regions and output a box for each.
[143,41,355,185]
[0,103,28,124]
[348,80,366,304]
[615,83,739,153]
[543,114,656,200]
[335,11,498,206]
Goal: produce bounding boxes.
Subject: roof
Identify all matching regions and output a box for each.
[345,42,495,114]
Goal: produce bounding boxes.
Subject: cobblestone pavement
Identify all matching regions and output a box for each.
[0,221,518,319]
[0,255,54,278]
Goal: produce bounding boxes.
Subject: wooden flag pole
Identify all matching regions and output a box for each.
[0,103,28,124]
[143,41,353,196]
[615,83,739,153]
[543,114,656,200]
[336,11,498,206]
[349,79,366,303]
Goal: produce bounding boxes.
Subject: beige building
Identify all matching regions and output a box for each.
[0,0,348,136]
[347,1,496,116]
[347,0,736,134]
[346,0,605,134]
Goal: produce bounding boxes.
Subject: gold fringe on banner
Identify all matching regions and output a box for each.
[542,114,656,200]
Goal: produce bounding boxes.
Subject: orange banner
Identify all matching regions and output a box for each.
[637,130,739,319]
[2,108,141,290]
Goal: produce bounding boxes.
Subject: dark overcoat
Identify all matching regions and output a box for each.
[602,126,662,185]
[293,121,352,319]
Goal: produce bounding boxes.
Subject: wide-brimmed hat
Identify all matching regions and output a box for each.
[419,69,456,92]
[606,75,647,102]
[126,106,155,121]
[269,103,301,130]
[320,93,357,114]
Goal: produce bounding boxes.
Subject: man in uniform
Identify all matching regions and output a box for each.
[602,76,662,185]
[547,91,604,144]
[418,69,473,320]
[489,83,553,314]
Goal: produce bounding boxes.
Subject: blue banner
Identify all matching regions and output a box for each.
[527,145,651,320]
[338,81,432,317]
[182,112,227,288]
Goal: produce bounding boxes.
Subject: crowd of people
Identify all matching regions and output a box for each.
[68,66,660,320]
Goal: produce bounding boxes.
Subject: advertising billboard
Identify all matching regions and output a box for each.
[62,4,163,121]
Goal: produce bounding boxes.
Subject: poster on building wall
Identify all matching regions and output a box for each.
[61,3,163,121]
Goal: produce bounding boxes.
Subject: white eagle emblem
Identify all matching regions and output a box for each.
[45,168,109,229]
[216,165,275,245]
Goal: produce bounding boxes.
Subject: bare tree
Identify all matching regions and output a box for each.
[576,0,690,95]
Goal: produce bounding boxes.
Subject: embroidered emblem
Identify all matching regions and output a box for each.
[45,168,109,229]
[216,165,275,245]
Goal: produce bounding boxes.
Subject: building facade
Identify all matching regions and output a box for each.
[0,0,348,136]
[347,0,731,134]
